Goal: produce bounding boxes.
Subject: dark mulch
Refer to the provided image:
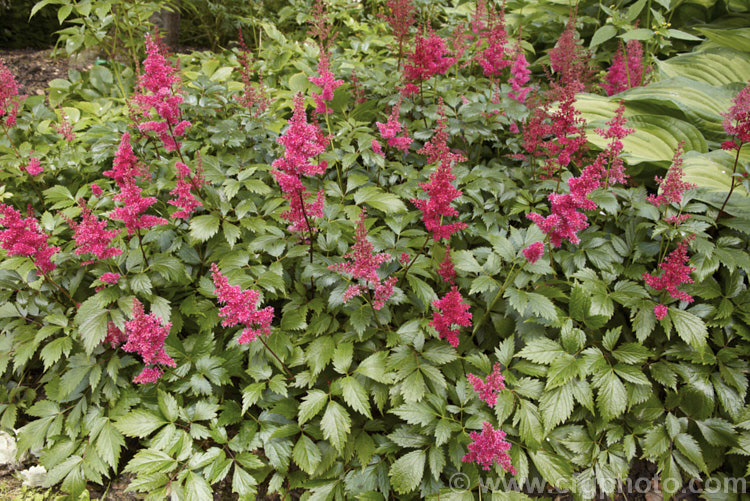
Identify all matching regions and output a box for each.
[0,47,81,97]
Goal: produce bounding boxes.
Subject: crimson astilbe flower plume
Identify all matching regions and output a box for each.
[603,41,645,96]
[100,272,120,284]
[237,29,270,116]
[0,58,23,127]
[376,98,412,152]
[402,32,456,94]
[462,422,515,473]
[548,9,594,95]
[437,245,456,284]
[132,33,190,152]
[123,298,176,384]
[309,51,344,114]
[65,201,122,263]
[647,144,695,207]
[721,80,750,150]
[168,162,203,219]
[430,286,472,347]
[53,109,75,142]
[211,263,274,344]
[474,3,511,78]
[413,101,468,241]
[272,94,329,234]
[329,208,396,310]
[467,362,506,406]
[104,133,149,188]
[308,0,335,49]
[643,238,695,304]
[508,44,531,103]
[654,304,668,321]
[23,157,43,177]
[522,241,544,264]
[111,183,168,236]
[0,204,59,273]
[587,103,634,187]
[379,0,416,67]
[104,321,127,349]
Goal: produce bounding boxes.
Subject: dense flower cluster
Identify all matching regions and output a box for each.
[100,272,120,284]
[329,208,397,310]
[437,245,456,284]
[402,33,456,95]
[211,263,275,344]
[65,202,122,263]
[272,94,329,234]
[474,4,510,77]
[603,41,645,96]
[0,58,23,127]
[522,241,544,264]
[123,298,176,384]
[647,144,695,207]
[430,286,472,347]
[413,102,468,240]
[22,157,43,177]
[104,133,149,186]
[643,238,695,306]
[104,321,127,349]
[168,162,203,219]
[53,109,75,142]
[508,44,531,103]
[237,29,270,116]
[462,422,515,473]
[467,362,506,406]
[548,11,594,95]
[309,52,343,114]
[375,98,412,152]
[721,80,750,150]
[0,204,58,273]
[132,33,190,152]
[591,104,633,186]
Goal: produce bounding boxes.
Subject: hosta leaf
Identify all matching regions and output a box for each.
[389,449,426,494]
[657,49,750,86]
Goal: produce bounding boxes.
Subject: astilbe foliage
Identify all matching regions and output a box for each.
[0,58,23,127]
[211,263,275,344]
[329,208,397,310]
[412,101,468,241]
[123,298,176,384]
[0,204,59,273]
[132,33,191,152]
[462,421,515,473]
[430,286,472,347]
[467,362,506,406]
[272,94,329,234]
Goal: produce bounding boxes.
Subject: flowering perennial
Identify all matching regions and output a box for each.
[474,4,510,78]
[272,94,329,234]
[0,204,58,273]
[23,157,43,177]
[643,238,695,305]
[132,33,191,152]
[111,184,168,236]
[430,286,472,347]
[647,144,695,207]
[721,80,750,150]
[603,41,645,96]
[123,298,176,384]
[462,422,515,473]
[413,102,468,241]
[522,241,544,264]
[237,29,270,116]
[211,263,275,344]
[168,162,203,219]
[467,362,506,406]
[0,58,22,127]
[104,134,149,188]
[66,202,122,263]
[376,98,412,152]
[104,321,127,349]
[100,272,120,284]
[402,33,456,95]
[437,245,456,284]
[329,209,397,310]
[53,110,75,142]
[309,52,343,114]
[508,44,531,103]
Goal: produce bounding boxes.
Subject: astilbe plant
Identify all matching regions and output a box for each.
[402,31,456,96]
[644,238,696,319]
[64,201,122,264]
[0,57,23,128]
[0,204,59,274]
[603,40,646,96]
[122,298,176,383]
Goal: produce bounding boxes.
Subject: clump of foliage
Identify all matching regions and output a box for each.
[1,0,750,500]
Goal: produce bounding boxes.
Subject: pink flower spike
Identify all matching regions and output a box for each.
[309,51,343,114]
[122,298,175,384]
[647,144,695,207]
[643,238,695,303]
[0,58,24,127]
[462,422,515,473]
[722,80,750,148]
[654,304,668,320]
[0,204,59,273]
[430,286,472,347]
[437,245,456,284]
[372,139,385,157]
[508,45,531,103]
[467,362,506,406]
[24,157,43,176]
[100,272,120,284]
[168,161,204,219]
[522,242,544,264]
[399,252,410,266]
[91,184,103,197]
[211,263,274,344]
[66,202,122,262]
[104,321,127,348]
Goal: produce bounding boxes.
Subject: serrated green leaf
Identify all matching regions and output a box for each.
[670,309,708,348]
[340,376,371,418]
[115,411,166,438]
[190,214,220,242]
[293,435,322,475]
[320,401,350,452]
[389,450,426,494]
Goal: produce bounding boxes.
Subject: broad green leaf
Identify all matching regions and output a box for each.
[670,308,708,348]
[190,214,220,242]
[594,371,627,421]
[185,471,212,501]
[115,411,166,438]
[320,401,350,452]
[75,296,109,354]
[590,25,617,47]
[517,338,565,365]
[298,389,328,425]
[389,449,426,494]
[529,450,573,490]
[340,376,372,418]
[293,435,322,475]
[354,186,406,213]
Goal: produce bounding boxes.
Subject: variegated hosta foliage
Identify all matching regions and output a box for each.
[0,1,749,500]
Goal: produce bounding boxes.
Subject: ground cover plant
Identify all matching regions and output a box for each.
[1,0,750,499]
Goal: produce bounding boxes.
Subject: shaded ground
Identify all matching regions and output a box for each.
[0,48,79,97]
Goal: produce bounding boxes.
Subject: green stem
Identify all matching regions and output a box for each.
[716,142,744,222]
